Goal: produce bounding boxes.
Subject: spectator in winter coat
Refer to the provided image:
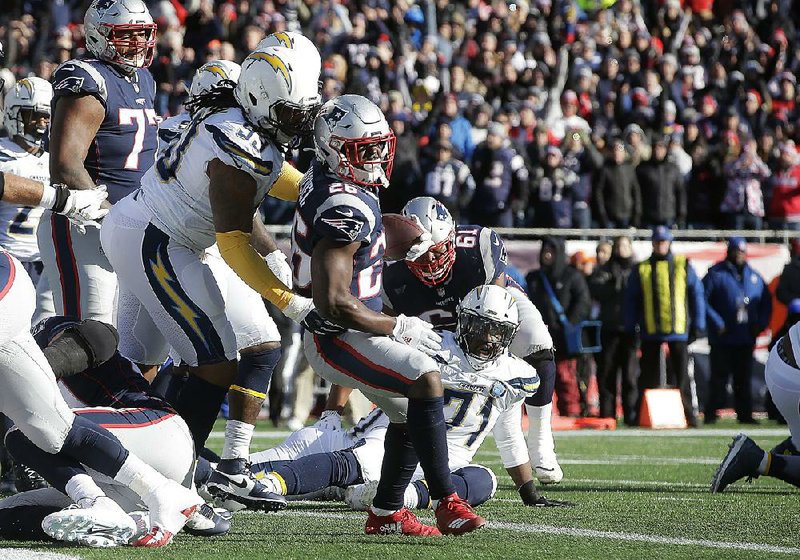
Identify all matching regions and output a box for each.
[469,122,529,227]
[767,141,800,230]
[593,138,642,228]
[526,236,592,418]
[720,137,771,230]
[561,129,603,228]
[625,226,706,427]
[637,135,687,228]
[776,239,800,306]
[530,146,579,228]
[589,235,639,425]
[703,238,771,424]
[420,139,476,223]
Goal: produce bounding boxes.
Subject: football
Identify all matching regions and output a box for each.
[382,213,425,261]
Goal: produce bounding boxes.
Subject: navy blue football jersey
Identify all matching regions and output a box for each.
[291,161,386,317]
[51,58,158,203]
[382,225,508,329]
[32,317,172,411]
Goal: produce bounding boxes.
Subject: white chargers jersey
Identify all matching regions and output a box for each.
[436,331,540,470]
[138,107,283,251]
[156,113,190,158]
[0,138,48,262]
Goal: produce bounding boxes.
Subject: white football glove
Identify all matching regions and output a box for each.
[283,294,314,323]
[392,314,442,355]
[404,215,435,262]
[58,185,109,233]
[265,250,293,289]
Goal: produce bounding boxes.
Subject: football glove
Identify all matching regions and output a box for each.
[404,215,435,262]
[392,314,442,355]
[54,184,109,233]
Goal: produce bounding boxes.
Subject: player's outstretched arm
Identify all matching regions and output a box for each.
[210,159,310,321]
[507,463,572,507]
[49,95,106,204]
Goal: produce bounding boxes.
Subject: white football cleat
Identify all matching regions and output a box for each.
[42,496,136,548]
[533,453,564,485]
[344,480,378,511]
[143,480,202,540]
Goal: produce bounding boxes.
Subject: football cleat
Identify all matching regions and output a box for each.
[184,503,232,537]
[42,496,136,548]
[207,458,287,512]
[365,507,440,536]
[14,462,48,492]
[770,436,799,456]
[131,526,175,547]
[143,480,202,538]
[532,451,564,485]
[434,493,486,535]
[0,469,16,495]
[711,433,765,493]
[344,481,379,511]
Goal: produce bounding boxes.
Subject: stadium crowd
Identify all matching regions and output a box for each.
[2,0,799,230]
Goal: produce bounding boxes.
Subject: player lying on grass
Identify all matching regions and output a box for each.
[0,317,227,546]
[232,286,570,510]
[711,317,800,492]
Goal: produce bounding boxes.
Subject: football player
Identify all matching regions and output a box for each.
[248,286,570,511]
[711,319,800,492]
[39,0,159,323]
[0,77,55,322]
[100,44,320,510]
[0,248,202,547]
[292,94,484,536]
[0,316,228,543]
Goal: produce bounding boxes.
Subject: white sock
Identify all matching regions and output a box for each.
[371,505,398,516]
[758,451,770,475]
[221,420,255,460]
[114,453,167,499]
[403,483,420,509]
[64,474,105,504]
[526,403,555,458]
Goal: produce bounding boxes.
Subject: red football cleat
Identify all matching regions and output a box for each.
[131,527,175,547]
[434,494,486,535]
[365,508,441,536]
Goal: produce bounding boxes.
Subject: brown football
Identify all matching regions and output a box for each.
[382,213,425,261]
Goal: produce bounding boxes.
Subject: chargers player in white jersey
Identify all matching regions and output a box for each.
[0,77,55,323]
[248,285,571,511]
[293,94,485,536]
[711,318,800,492]
[101,44,321,509]
[40,0,160,323]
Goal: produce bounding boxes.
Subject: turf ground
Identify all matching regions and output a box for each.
[3,419,799,560]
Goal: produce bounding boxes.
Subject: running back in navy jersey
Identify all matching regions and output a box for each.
[51,58,158,203]
[32,316,172,411]
[382,225,507,329]
[291,161,386,316]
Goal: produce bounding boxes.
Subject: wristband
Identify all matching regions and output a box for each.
[518,480,541,506]
[45,184,71,213]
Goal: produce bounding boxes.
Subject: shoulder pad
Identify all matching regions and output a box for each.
[205,112,276,178]
[478,227,508,282]
[312,193,376,244]
[52,60,108,104]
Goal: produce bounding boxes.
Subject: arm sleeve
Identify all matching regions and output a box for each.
[215,230,295,311]
[507,285,553,357]
[267,162,303,202]
[493,404,530,469]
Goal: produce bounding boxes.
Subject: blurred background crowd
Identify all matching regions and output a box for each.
[2,0,799,230]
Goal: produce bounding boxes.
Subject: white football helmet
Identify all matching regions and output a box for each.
[457,285,520,369]
[401,197,456,286]
[314,94,396,188]
[3,77,52,150]
[84,0,157,72]
[256,31,322,81]
[235,45,321,147]
[189,60,241,101]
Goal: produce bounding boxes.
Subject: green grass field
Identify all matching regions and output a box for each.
[4,420,799,560]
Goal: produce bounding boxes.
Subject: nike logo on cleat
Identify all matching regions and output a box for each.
[448,519,471,529]
[230,478,249,489]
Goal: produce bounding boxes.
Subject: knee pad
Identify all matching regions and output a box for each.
[231,347,282,399]
[525,351,556,407]
[42,320,119,378]
[455,464,497,506]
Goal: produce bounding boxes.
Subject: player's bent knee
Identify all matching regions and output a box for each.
[456,464,498,506]
[408,371,443,399]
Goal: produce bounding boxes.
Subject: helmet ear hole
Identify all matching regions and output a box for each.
[249,92,258,105]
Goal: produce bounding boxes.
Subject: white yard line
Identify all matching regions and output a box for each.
[275,510,800,554]
[2,551,80,560]
[478,457,721,466]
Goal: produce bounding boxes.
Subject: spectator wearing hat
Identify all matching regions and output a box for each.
[721,137,771,230]
[767,141,800,230]
[548,89,591,141]
[703,237,771,424]
[529,145,578,227]
[469,122,530,227]
[590,235,640,424]
[742,89,768,139]
[562,128,603,228]
[624,123,651,166]
[637,134,686,228]
[625,226,706,427]
[420,139,475,223]
[594,137,641,228]
[436,93,476,161]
